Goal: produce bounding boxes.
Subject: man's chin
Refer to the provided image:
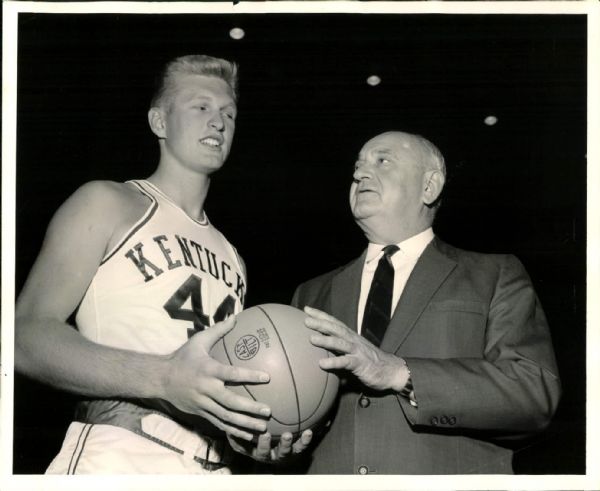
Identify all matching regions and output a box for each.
[351,205,379,221]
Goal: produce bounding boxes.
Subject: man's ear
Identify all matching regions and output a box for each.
[422,169,445,205]
[148,107,167,138]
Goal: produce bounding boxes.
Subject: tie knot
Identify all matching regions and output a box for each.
[382,245,399,258]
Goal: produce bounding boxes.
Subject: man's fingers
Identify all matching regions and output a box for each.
[304,315,347,339]
[319,354,354,371]
[310,333,352,354]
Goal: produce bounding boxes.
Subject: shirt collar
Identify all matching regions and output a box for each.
[365,227,435,264]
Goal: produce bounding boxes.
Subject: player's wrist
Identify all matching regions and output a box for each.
[154,352,178,401]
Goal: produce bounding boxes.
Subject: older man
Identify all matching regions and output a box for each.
[292,131,561,474]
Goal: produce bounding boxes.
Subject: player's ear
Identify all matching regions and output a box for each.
[148,107,167,138]
[422,169,445,206]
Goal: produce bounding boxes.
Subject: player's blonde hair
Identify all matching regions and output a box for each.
[150,54,239,110]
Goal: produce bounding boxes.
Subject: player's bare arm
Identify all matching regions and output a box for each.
[15,181,270,440]
[303,306,411,393]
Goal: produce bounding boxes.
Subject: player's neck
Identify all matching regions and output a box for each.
[146,168,211,221]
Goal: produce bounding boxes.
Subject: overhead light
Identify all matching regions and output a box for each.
[366,75,381,86]
[229,27,245,40]
[484,115,498,126]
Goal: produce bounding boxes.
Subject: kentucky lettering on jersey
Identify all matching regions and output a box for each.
[75,179,246,355]
[124,234,246,303]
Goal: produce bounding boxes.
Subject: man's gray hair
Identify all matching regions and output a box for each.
[413,134,446,178]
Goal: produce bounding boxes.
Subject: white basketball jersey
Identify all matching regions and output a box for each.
[76,180,246,355]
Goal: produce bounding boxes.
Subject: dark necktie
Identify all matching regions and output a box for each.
[361,245,399,347]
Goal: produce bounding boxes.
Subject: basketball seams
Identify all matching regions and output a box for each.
[296,360,333,425]
[256,306,302,436]
[220,310,298,432]
[216,304,338,437]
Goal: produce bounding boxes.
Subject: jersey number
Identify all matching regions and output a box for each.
[163,274,235,338]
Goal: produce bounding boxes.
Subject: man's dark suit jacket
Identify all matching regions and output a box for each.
[291,237,561,474]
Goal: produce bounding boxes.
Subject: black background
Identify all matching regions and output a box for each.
[13,12,586,474]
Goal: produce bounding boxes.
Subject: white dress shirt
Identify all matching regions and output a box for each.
[357,228,434,333]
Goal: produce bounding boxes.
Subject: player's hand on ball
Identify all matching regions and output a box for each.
[161,316,272,441]
[226,430,313,464]
[303,306,409,392]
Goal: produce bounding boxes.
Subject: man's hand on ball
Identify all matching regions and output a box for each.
[227,430,313,463]
[161,316,272,441]
[304,306,409,392]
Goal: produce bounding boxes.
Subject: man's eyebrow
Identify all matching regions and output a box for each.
[374,148,394,156]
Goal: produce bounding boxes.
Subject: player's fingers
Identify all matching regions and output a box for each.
[201,395,269,433]
[274,433,293,459]
[292,429,313,453]
[196,409,256,441]
[254,433,273,460]
[219,363,270,385]
[200,316,237,348]
[225,434,246,454]
[211,386,271,420]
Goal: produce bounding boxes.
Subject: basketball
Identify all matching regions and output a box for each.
[210,303,339,440]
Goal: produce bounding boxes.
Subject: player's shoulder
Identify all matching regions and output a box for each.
[68,180,148,214]
[73,179,143,204]
[51,180,149,229]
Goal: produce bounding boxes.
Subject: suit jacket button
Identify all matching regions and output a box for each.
[430,417,439,426]
[440,416,449,425]
[449,416,456,425]
[359,396,370,408]
[358,465,369,475]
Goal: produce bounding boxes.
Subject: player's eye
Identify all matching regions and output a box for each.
[377,157,390,165]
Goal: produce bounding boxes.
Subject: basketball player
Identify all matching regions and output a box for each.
[15,54,310,474]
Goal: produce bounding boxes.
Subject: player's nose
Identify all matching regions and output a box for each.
[209,112,225,131]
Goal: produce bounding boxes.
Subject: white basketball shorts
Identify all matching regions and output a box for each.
[46,413,232,474]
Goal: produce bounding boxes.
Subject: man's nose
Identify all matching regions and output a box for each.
[353,162,372,181]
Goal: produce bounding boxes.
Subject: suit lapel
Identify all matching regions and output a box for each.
[380,239,457,353]
[331,250,366,332]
